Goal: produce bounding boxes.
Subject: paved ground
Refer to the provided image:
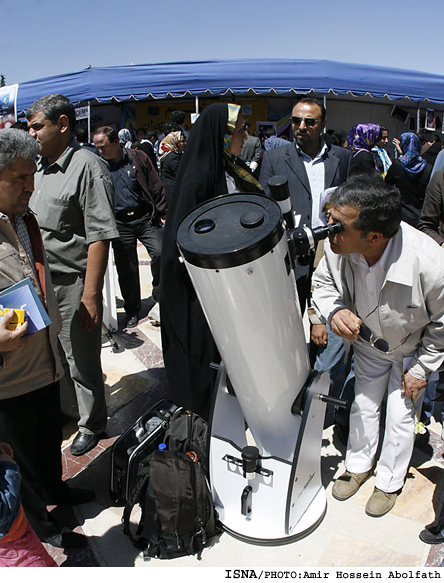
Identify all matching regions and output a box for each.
[41,246,444,570]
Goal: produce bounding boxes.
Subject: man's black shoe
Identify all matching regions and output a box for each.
[419,525,444,545]
[44,527,87,549]
[70,431,100,456]
[126,315,138,328]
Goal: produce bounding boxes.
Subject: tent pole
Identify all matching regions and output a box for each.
[87,102,91,142]
[417,106,420,132]
[323,95,327,134]
[195,95,199,115]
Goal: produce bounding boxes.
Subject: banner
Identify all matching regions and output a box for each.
[0,84,18,128]
[75,105,89,120]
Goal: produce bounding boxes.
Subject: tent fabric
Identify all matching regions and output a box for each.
[16,59,444,113]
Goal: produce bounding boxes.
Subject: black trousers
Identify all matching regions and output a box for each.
[113,214,163,317]
[0,382,68,540]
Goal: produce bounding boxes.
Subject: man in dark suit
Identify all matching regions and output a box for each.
[260,97,351,313]
[239,120,262,173]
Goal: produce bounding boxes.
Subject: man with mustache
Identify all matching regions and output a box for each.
[27,94,119,458]
[259,97,351,313]
[0,128,93,549]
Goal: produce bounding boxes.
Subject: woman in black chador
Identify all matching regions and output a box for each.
[160,103,263,420]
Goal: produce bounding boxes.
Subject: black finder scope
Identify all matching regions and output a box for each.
[268,175,343,266]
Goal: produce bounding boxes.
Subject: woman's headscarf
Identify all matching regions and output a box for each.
[345,123,381,156]
[164,102,262,233]
[223,103,241,151]
[163,103,235,233]
[118,128,132,149]
[158,130,183,162]
[399,132,427,177]
[160,103,239,419]
[223,104,263,193]
[160,103,263,418]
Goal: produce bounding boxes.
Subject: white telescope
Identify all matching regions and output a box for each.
[176,182,344,544]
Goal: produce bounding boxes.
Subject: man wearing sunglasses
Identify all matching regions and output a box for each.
[312,175,444,517]
[259,97,351,314]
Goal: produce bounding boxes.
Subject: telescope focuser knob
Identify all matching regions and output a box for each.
[242,446,260,480]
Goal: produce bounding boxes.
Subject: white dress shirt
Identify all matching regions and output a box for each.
[296,141,328,228]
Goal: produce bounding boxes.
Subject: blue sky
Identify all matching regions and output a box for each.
[2,0,444,85]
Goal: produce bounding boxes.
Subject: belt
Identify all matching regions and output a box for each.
[115,206,150,223]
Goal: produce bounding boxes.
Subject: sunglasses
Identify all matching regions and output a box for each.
[290,116,321,127]
[358,321,410,355]
[358,323,390,353]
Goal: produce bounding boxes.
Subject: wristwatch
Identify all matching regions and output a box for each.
[307,307,323,326]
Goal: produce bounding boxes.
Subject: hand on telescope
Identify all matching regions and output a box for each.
[330,309,362,341]
[311,324,327,346]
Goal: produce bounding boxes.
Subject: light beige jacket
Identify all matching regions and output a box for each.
[0,211,63,399]
[312,222,444,377]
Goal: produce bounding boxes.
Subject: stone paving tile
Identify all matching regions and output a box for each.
[317,533,421,568]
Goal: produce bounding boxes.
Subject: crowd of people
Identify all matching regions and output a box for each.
[2,92,444,566]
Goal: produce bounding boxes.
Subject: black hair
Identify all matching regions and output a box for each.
[10,120,28,132]
[378,125,388,139]
[264,127,276,138]
[93,126,118,143]
[331,174,402,239]
[331,129,348,147]
[171,110,186,125]
[163,122,180,136]
[26,94,76,132]
[74,126,89,142]
[293,97,326,122]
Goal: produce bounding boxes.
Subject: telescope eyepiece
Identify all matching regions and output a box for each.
[289,220,343,263]
[311,220,343,243]
[327,220,343,236]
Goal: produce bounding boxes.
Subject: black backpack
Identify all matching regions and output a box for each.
[122,409,219,560]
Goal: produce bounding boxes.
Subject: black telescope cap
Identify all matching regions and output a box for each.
[177,193,283,270]
[267,175,290,201]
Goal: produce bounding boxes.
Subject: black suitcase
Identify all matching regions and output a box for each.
[110,399,180,502]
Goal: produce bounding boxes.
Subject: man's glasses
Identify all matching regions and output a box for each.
[290,116,321,127]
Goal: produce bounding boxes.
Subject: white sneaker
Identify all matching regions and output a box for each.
[148,303,160,326]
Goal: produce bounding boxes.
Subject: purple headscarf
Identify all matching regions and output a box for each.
[345,123,381,157]
[399,132,427,177]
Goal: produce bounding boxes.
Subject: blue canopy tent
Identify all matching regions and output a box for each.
[15,59,444,114]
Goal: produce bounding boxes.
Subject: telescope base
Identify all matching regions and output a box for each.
[209,365,329,545]
[210,434,327,544]
[219,490,327,546]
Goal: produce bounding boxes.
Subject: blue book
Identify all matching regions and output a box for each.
[0,278,51,335]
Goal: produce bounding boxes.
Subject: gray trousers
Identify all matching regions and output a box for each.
[346,341,425,493]
[54,275,107,436]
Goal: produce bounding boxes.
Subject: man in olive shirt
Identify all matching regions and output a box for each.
[27,94,119,457]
